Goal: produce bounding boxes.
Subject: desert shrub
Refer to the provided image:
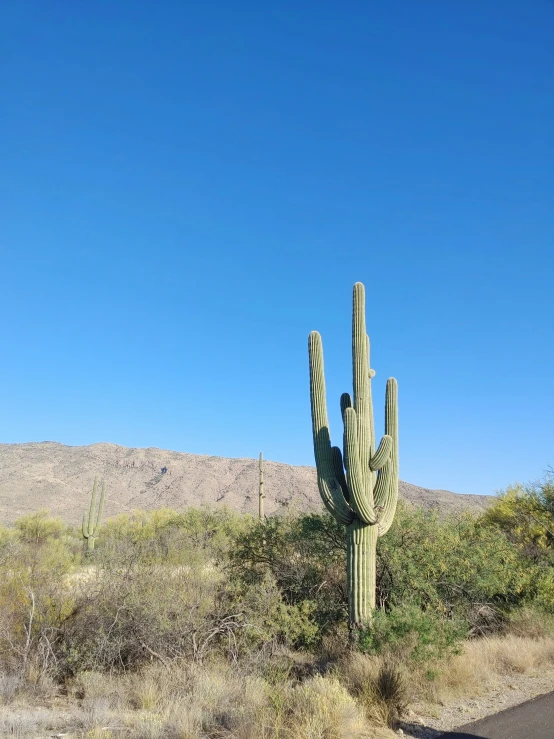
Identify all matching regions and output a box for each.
[0,522,17,549]
[2,500,550,687]
[231,512,348,639]
[65,661,381,739]
[14,511,68,545]
[482,473,554,565]
[479,474,554,615]
[233,504,534,645]
[357,604,466,664]
[56,556,317,675]
[286,674,370,739]
[99,506,253,567]
[0,533,75,677]
[0,507,319,680]
[377,503,531,633]
[533,569,554,613]
[372,662,408,726]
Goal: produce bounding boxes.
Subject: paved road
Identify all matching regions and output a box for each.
[437,690,554,739]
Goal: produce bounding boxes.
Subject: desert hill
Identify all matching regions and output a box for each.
[0,442,493,525]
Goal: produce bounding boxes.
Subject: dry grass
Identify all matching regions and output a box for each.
[335,628,554,724]
[407,632,554,707]
[118,663,395,738]
[286,674,377,738]
[336,652,409,729]
[0,660,398,739]
[466,634,554,675]
[0,672,22,704]
[506,606,554,639]
[1,633,554,738]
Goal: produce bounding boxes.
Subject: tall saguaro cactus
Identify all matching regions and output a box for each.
[259,452,265,521]
[308,282,399,627]
[82,477,106,553]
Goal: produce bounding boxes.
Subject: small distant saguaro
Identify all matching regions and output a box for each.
[82,476,106,553]
[259,452,265,520]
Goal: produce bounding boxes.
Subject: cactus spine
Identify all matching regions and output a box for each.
[259,452,265,520]
[82,476,106,553]
[308,282,399,628]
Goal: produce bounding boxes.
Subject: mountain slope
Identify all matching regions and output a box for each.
[0,442,493,524]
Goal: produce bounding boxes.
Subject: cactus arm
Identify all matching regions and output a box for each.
[339,393,353,499]
[367,335,376,458]
[376,378,399,536]
[373,460,391,519]
[343,407,378,524]
[340,393,352,415]
[82,512,89,539]
[340,393,352,483]
[309,331,355,525]
[331,446,349,501]
[319,475,354,525]
[370,435,392,471]
[352,284,371,485]
[87,477,98,535]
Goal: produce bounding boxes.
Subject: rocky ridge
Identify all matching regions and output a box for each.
[0,441,493,524]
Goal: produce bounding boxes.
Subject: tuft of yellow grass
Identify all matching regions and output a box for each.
[124,661,271,739]
[335,653,408,730]
[286,674,385,739]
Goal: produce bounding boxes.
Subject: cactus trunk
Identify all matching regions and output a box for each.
[347,518,377,626]
[259,452,265,521]
[82,477,106,554]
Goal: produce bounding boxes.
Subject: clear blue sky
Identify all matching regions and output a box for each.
[1,1,553,496]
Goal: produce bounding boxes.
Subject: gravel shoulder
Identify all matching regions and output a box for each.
[398,666,554,737]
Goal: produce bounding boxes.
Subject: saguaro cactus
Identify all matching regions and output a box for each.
[82,477,106,553]
[259,452,265,520]
[308,282,399,627]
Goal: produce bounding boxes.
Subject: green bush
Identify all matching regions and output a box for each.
[0,532,76,676]
[231,513,347,639]
[232,503,537,642]
[482,473,554,566]
[99,506,253,566]
[56,560,317,675]
[534,570,554,613]
[357,604,467,663]
[377,503,531,633]
[14,510,67,545]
